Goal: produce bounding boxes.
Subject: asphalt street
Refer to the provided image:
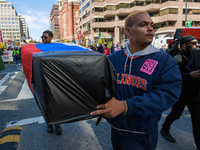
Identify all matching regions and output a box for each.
[0,63,196,150]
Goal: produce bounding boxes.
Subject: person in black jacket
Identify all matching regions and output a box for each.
[97,44,103,53]
[160,35,200,150]
[166,39,180,57]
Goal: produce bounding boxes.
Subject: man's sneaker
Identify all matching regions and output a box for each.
[55,125,62,135]
[160,128,176,143]
[46,125,53,133]
[18,63,20,66]
[16,64,18,66]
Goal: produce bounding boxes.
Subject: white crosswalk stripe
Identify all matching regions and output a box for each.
[0,72,34,103]
[0,72,18,94]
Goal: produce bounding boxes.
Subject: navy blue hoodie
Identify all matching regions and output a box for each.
[107,42,182,133]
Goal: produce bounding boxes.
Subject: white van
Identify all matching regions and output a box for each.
[152,34,173,49]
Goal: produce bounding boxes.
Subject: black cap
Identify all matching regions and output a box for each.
[180,35,196,46]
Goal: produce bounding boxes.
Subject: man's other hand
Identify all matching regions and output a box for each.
[90,97,127,118]
[190,70,200,78]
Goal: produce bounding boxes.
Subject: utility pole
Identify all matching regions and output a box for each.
[185,0,187,27]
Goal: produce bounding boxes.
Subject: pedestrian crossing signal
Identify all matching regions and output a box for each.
[87,23,90,29]
[99,32,102,38]
[186,20,193,27]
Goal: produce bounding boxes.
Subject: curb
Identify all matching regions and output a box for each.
[0,126,22,150]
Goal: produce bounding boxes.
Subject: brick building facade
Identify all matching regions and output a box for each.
[58,0,80,42]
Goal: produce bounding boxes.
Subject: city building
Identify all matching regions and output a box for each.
[58,0,80,42]
[19,15,30,39]
[0,0,23,41]
[79,0,200,45]
[50,4,60,42]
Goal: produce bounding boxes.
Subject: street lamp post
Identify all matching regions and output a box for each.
[185,0,187,27]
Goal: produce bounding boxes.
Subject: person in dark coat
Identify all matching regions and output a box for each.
[0,48,5,79]
[160,35,200,150]
[110,44,115,53]
[97,44,103,53]
[166,39,180,57]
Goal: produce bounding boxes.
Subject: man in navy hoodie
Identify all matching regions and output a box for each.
[90,10,182,150]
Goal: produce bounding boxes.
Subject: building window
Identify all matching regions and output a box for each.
[93,7,104,12]
[75,10,78,16]
[76,19,79,25]
[136,1,144,6]
[105,5,116,11]
[121,3,130,8]
[82,2,90,12]
[183,9,200,14]
[152,0,160,3]
[159,8,178,16]
[154,21,176,29]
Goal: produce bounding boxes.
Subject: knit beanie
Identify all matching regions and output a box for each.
[180,35,196,45]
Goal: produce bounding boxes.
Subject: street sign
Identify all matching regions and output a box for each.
[16,42,20,46]
[0,43,3,48]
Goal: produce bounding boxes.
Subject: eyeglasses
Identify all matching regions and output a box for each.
[41,36,48,39]
[188,42,197,45]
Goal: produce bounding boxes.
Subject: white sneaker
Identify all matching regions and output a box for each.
[18,63,20,66]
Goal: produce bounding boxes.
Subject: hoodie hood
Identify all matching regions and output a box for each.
[124,41,159,58]
[123,41,159,75]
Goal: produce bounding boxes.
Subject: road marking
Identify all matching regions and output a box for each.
[0,79,34,103]
[6,116,45,128]
[0,135,20,145]
[5,116,106,128]
[2,127,22,133]
[17,79,34,100]
[0,72,18,94]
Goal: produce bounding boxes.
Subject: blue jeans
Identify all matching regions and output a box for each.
[14,55,21,64]
[111,127,158,150]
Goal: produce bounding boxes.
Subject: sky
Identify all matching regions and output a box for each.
[7,0,58,41]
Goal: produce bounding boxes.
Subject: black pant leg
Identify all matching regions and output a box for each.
[162,95,187,131]
[187,97,200,150]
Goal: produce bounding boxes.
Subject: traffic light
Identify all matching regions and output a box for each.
[87,23,90,29]
[186,20,193,27]
[99,32,102,38]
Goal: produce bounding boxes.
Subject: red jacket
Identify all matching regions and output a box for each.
[103,47,110,56]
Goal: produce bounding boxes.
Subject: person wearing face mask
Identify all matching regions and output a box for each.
[90,10,182,150]
[160,35,200,150]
